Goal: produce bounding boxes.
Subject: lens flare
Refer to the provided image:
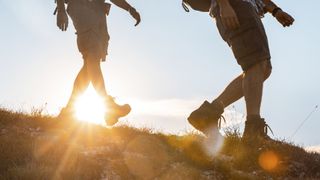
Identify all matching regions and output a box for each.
[202,128,224,157]
[259,150,279,171]
[74,86,106,125]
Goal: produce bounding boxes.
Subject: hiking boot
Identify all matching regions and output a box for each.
[242,117,273,143]
[58,106,75,119]
[188,100,224,136]
[55,106,77,127]
[105,96,131,126]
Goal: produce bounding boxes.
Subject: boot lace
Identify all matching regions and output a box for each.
[217,115,226,129]
[262,120,274,137]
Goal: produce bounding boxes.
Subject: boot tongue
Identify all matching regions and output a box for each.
[210,100,224,114]
[246,117,266,131]
[105,96,117,105]
[249,118,273,138]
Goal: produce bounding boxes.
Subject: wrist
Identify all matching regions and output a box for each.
[128,7,136,14]
[272,7,282,17]
[57,8,67,13]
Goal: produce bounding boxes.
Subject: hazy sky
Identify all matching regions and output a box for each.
[0,0,319,147]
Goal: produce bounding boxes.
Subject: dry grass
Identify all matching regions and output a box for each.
[0,108,319,180]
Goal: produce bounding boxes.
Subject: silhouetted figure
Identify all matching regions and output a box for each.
[184,0,294,142]
[56,0,140,125]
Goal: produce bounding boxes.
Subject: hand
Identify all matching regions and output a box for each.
[57,11,68,31]
[219,3,240,30]
[274,10,294,27]
[129,8,141,26]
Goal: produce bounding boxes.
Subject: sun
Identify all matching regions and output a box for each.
[74,86,106,125]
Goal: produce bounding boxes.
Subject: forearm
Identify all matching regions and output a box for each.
[57,0,66,13]
[110,0,132,11]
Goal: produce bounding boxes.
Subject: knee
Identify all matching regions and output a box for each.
[85,60,100,76]
[245,60,272,80]
[261,60,272,80]
[264,65,272,80]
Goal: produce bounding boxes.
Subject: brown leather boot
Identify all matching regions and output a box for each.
[104,96,131,126]
[242,117,273,143]
[188,100,224,136]
[58,106,75,119]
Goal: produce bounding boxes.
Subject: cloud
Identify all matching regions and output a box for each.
[305,145,320,154]
[122,98,245,134]
[129,98,199,117]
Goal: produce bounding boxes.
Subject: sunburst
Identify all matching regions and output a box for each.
[74,86,106,125]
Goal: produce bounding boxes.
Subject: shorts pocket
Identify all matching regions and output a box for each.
[229,24,262,60]
[77,31,93,53]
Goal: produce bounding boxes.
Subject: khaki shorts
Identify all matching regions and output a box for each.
[213,0,271,71]
[67,0,110,61]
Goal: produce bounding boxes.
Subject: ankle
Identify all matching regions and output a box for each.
[65,103,74,110]
[246,114,261,121]
[104,95,115,102]
[211,99,225,110]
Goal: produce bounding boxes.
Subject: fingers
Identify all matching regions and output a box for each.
[283,15,294,27]
[133,12,141,26]
[58,23,66,31]
[58,23,68,31]
[287,15,295,26]
[59,21,68,31]
[135,18,141,26]
[281,16,294,27]
[57,13,68,31]
[64,20,68,31]
[134,13,141,26]
[277,12,295,27]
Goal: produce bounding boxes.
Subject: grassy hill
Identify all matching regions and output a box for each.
[0,108,319,180]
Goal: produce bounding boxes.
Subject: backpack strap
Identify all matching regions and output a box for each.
[182,1,190,12]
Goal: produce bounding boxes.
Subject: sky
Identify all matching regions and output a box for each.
[0,0,319,148]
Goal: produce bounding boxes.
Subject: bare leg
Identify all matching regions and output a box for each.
[213,61,271,114]
[85,54,131,125]
[243,61,271,116]
[85,54,108,99]
[214,74,244,108]
[65,62,90,108]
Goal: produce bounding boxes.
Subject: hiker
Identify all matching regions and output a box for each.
[184,0,294,141]
[56,0,141,125]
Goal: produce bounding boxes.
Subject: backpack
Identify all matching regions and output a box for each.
[182,0,211,12]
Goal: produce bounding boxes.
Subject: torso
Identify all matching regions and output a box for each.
[212,0,265,15]
[67,0,107,33]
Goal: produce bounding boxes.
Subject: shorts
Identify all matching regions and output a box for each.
[76,24,109,62]
[67,0,110,61]
[213,0,271,71]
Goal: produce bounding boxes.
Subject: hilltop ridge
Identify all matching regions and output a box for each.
[0,108,319,180]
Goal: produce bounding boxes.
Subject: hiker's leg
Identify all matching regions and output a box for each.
[85,54,131,125]
[65,61,90,108]
[213,64,271,109]
[85,54,108,99]
[243,60,272,117]
[213,74,244,108]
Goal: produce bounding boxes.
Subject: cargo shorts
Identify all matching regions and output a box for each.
[67,0,110,62]
[213,0,271,71]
